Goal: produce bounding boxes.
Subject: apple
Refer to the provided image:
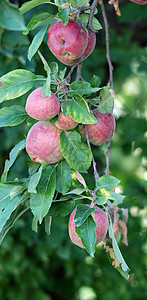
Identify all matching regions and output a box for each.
[25,87,60,121]
[47,19,88,66]
[69,205,109,248]
[83,30,96,60]
[55,111,78,130]
[79,109,115,145]
[130,0,147,4]
[26,121,63,164]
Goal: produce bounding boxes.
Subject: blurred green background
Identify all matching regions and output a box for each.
[0,1,146,299]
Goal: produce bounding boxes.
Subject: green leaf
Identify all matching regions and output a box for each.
[68,81,96,96]
[67,95,97,124]
[28,165,43,194]
[0,0,26,31]
[28,26,48,61]
[41,74,51,98]
[78,13,102,30]
[58,8,69,25]
[56,160,71,194]
[50,62,58,75]
[50,200,75,217]
[23,13,54,35]
[1,140,26,183]
[30,164,56,224]
[38,51,51,75]
[107,191,126,206]
[90,75,101,88]
[0,69,36,103]
[0,105,27,127]
[75,215,96,257]
[0,183,22,232]
[60,130,92,173]
[96,188,111,205]
[32,216,38,233]
[74,204,95,227]
[44,214,52,235]
[20,0,57,14]
[96,175,120,191]
[98,87,114,114]
[108,223,130,276]
[68,0,90,7]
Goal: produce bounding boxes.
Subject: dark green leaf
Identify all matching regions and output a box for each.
[56,160,71,194]
[75,215,96,257]
[78,13,102,30]
[0,105,27,127]
[28,26,48,61]
[60,130,92,173]
[50,200,75,217]
[24,13,53,35]
[58,8,69,25]
[67,95,97,124]
[0,69,36,103]
[74,204,95,227]
[20,0,57,14]
[0,0,26,31]
[90,75,101,88]
[96,175,120,191]
[30,164,56,223]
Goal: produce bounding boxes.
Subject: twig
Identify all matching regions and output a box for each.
[100,0,114,90]
[104,139,111,175]
[87,0,99,33]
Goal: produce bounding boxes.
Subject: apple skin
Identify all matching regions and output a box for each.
[55,111,78,130]
[79,109,115,145]
[130,0,147,4]
[69,205,109,249]
[26,121,63,164]
[25,87,60,121]
[83,30,96,60]
[47,19,88,66]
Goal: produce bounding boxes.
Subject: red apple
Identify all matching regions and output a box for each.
[26,121,63,164]
[69,205,109,248]
[83,30,96,60]
[47,19,88,66]
[25,87,60,121]
[55,111,78,130]
[130,0,147,4]
[79,109,115,145]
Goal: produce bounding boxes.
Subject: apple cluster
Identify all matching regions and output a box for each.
[25,19,115,249]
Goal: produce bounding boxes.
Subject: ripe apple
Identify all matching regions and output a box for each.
[26,121,63,164]
[69,205,109,248]
[83,30,96,60]
[55,111,78,130]
[47,19,88,66]
[25,87,60,121]
[79,109,115,145]
[130,0,147,4]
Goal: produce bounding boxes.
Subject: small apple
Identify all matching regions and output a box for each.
[79,109,115,145]
[55,111,78,130]
[25,87,60,121]
[69,205,109,248]
[26,121,63,164]
[130,0,147,4]
[47,19,88,66]
[83,30,96,60]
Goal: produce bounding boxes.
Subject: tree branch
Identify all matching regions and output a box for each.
[87,0,99,33]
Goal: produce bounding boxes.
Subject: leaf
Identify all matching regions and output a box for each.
[96,188,111,205]
[10,185,26,199]
[32,216,38,233]
[67,95,97,124]
[0,0,26,31]
[90,75,101,88]
[107,191,125,206]
[20,0,57,14]
[28,26,48,61]
[108,223,130,274]
[0,69,36,103]
[38,50,51,75]
[44,215,52,235]
[56,160,71,194]
[50,62,58,75]
[96,175,120,191]
[58,8,69,25]
[68,0,90,8]
[74,171,87,189]
[60,130,92,173]
[50,200,75,217]
[78,13,102,31]
[28,165,43,194]
[75,215,96,257]
[1,140,26,183]
[0,183,22,232]
[98,87,114,114]
[0,105,27,127]
[30,164,56,224]
[74,204,95,227]
[23,13,54,35]
[41,73,51,98]
[68,81,96,96]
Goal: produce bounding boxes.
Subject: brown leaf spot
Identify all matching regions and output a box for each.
[0,81,3,87]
